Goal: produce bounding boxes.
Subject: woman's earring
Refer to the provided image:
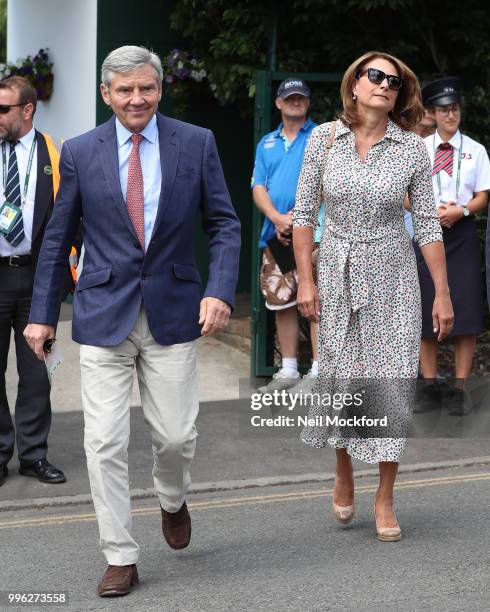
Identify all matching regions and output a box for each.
[352,92,357,100]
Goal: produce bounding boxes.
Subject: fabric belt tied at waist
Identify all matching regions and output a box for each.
[324,217,403,312]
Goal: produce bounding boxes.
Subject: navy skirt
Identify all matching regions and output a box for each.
[415,216,484,338]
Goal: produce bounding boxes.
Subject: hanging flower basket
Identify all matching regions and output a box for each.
[35,73,54,101]
[0,48,55,101]
[161,49,215,116]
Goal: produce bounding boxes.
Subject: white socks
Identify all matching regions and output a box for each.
[281,359,318,377]
[281,357,298,377]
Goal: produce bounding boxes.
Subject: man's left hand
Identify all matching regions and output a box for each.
[199,297,231,336]
[276,227,291,246]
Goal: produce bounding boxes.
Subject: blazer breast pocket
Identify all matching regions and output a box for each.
[76,267,112,291]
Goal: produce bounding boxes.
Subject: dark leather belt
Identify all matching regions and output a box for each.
[0,255,33,267]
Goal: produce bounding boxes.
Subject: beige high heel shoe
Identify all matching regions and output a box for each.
[332,501,355,524]
[373,504,402,541]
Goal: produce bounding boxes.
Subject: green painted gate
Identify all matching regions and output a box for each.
[251,70,341,380]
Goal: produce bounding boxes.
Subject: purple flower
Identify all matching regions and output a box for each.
[172,64,191,79]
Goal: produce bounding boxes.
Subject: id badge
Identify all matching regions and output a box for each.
[0,201,22,236]
[44,343,64,384]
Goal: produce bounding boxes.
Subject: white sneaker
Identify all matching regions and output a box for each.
[257,368,300,394]
[287,369,318,397]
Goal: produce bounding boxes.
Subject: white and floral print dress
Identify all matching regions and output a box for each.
[292,119,442,463]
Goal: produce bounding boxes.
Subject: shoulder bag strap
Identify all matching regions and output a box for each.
[326,120,337,151]
[319,120,337,202]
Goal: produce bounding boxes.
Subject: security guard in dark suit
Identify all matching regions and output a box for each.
[0,77,75,485]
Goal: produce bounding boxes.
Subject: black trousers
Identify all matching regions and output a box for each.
[0,264,51,465]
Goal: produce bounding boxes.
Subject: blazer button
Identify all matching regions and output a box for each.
[141,272,148,280]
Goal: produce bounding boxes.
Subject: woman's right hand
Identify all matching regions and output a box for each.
[297,280,321,323]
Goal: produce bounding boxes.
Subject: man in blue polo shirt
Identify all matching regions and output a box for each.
[252,78,317,392]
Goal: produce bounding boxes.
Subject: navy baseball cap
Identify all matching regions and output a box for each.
[421,77,461,107]
[277,78,311,99]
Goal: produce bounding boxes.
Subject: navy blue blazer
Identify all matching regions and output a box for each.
[29,113,241,346]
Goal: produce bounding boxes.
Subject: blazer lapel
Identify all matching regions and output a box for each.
[31,131,53,245]
[151,113,179,238]
[97,116,139,241]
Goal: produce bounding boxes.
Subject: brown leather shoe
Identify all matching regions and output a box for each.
[161,502,191,549]
[96,564,139,597]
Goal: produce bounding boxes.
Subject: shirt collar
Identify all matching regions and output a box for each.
[1,126,36,150]
[334,120,351,138]
[115,114,158,146]
[335,118,407,143]
[384,118,407,143]
[434,128,462,150]
[274,117,314,138]
[300,117,315,132]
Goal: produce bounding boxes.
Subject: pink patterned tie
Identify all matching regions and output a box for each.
[432,142,454,176]
[126,134,145,250]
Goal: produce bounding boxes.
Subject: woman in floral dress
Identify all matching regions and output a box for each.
[292,51,454,541]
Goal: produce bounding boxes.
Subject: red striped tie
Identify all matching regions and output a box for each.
[432,142,453,176]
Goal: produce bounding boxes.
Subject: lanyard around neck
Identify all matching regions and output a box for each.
[433,132,463,201]
[2,138,37,207]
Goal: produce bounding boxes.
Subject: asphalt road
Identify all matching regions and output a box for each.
[1,464,489,612]
[2,400,490,507]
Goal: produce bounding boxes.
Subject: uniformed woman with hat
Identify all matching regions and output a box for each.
[416,77,490,413]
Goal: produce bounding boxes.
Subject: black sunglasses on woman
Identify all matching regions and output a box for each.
[355,67,404,91]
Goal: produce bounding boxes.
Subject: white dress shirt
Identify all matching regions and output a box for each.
[0,127,38,256]
[424,129,490,207]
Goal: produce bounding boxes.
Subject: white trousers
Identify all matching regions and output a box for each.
[80,307,199,565]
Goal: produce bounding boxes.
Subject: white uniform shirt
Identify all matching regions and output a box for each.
[0,127,38,256]
[424,129,490,207]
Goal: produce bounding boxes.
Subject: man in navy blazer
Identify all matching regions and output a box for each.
[25,45,240,597]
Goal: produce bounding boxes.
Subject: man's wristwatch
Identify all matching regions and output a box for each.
[462,206,471,217]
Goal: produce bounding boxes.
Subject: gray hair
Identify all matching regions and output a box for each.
[101,45,163,87]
